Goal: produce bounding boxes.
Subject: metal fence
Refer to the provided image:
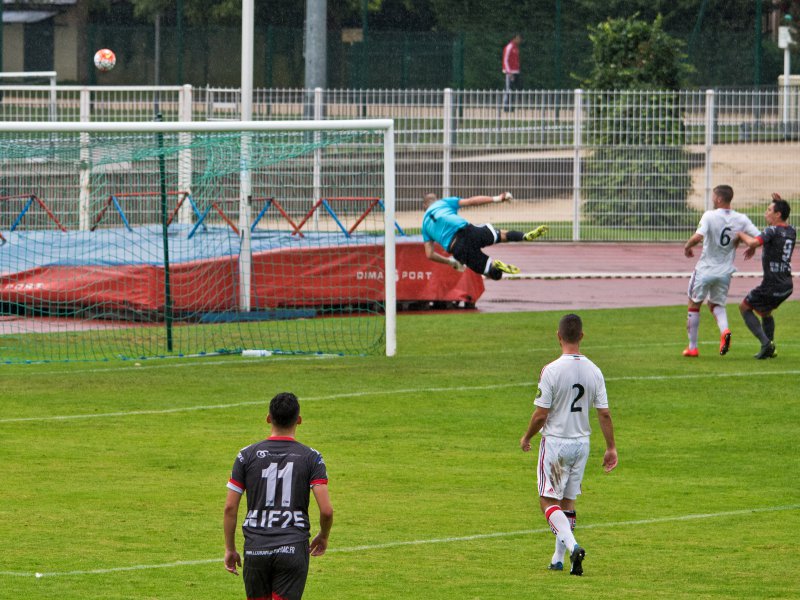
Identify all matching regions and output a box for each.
[25,24,792,89]
[1,84,799,241]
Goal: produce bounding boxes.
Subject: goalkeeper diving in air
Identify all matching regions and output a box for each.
[421,191,548,280]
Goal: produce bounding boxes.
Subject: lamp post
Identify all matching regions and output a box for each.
[778,14,794,130]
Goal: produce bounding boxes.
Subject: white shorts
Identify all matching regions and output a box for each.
[536,436,589,501]
[688,270,732,306]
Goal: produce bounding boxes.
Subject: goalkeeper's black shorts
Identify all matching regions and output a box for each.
[449,223,500,276]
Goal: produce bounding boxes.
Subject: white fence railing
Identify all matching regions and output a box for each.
[1,85,799,241]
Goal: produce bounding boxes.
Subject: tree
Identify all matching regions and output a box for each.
[99,0,427,28]
[125,0,240,25]
[579,14,696,233]
[582,13,692,90]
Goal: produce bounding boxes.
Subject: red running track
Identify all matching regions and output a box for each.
[477,242,797,313]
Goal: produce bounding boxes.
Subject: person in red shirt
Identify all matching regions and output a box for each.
[502,34,522,112]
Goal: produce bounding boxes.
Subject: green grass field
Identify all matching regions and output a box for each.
[1,303,798,599]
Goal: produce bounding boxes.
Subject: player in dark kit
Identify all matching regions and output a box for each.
[224,392,333,600]
[737,193,796,359]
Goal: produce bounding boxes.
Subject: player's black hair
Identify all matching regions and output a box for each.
[559,313,583,343]
[772,198,791,221]
[713,185,734,203]
[269,392,300,428]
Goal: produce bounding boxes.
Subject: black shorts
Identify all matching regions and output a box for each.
[243,541,310,600]
[449,224,499,275]
[745,282,793,314]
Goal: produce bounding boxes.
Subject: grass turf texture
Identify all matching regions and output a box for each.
[1,303,798,599]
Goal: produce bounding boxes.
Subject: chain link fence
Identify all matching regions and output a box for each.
[3,23,795,89]
[1,84,798,241]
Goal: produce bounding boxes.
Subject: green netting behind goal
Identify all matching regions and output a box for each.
[0,124,393,362]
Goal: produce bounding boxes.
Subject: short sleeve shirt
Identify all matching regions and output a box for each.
[228,437,328,549]
[422,197,467,250]
[534,354,608,439]
[695,209,760,276]
[758,224,796,286]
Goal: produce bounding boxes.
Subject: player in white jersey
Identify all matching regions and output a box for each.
[683,185,760,357]
[520,314,617,576]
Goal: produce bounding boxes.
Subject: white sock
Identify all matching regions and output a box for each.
[711,305,728,332]
[687,310,700,349]
[545,506,577,553]
[551,539,567,565]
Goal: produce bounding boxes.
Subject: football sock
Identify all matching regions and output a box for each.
[742,310,770,345]
[545,506,578,554]
[711,304,729,332]
[763,315,775,341]
[686,310,700,349]
[564,510,576,531]
[552,540,567,566]
[505,231,524,242]
[552,509,576,564]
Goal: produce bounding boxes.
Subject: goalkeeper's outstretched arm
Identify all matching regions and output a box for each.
[423,241,464,270]
[459,191,513,207]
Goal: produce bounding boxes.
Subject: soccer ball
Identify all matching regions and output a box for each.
[94,48,116,72]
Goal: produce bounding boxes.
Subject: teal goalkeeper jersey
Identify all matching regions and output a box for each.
[421,197,467,250]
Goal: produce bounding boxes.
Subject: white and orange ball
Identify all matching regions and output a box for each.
[93,48,117,72]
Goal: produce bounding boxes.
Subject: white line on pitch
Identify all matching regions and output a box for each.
[0,383,528,423]
[1,370,799,424]
[7,338,798,378]
[1,353,337,375]
[3,504,797,579]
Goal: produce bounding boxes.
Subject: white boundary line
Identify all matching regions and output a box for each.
[5,337,798,376]
[2,370,799,424]
[504,271,768,280]
[1,371,799,424]
[3,504,797,578]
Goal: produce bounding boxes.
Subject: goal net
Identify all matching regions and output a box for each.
[0,120,397,362]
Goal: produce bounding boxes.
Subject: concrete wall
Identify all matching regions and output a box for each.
[3,25,25,72]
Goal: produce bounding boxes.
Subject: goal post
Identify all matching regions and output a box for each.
[0,119,397,361]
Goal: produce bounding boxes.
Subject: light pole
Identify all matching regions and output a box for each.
[778,14,794,130]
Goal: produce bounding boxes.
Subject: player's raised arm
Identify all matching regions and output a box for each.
[459,192,512,207]
[737,230,762,249]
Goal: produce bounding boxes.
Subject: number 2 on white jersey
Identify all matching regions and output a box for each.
[571,384,585,412]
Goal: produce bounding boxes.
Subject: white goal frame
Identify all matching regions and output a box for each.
[2,119,397,357]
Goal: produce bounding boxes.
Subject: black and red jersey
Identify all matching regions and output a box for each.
[228,436,328,549]
[758,224,796,287]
